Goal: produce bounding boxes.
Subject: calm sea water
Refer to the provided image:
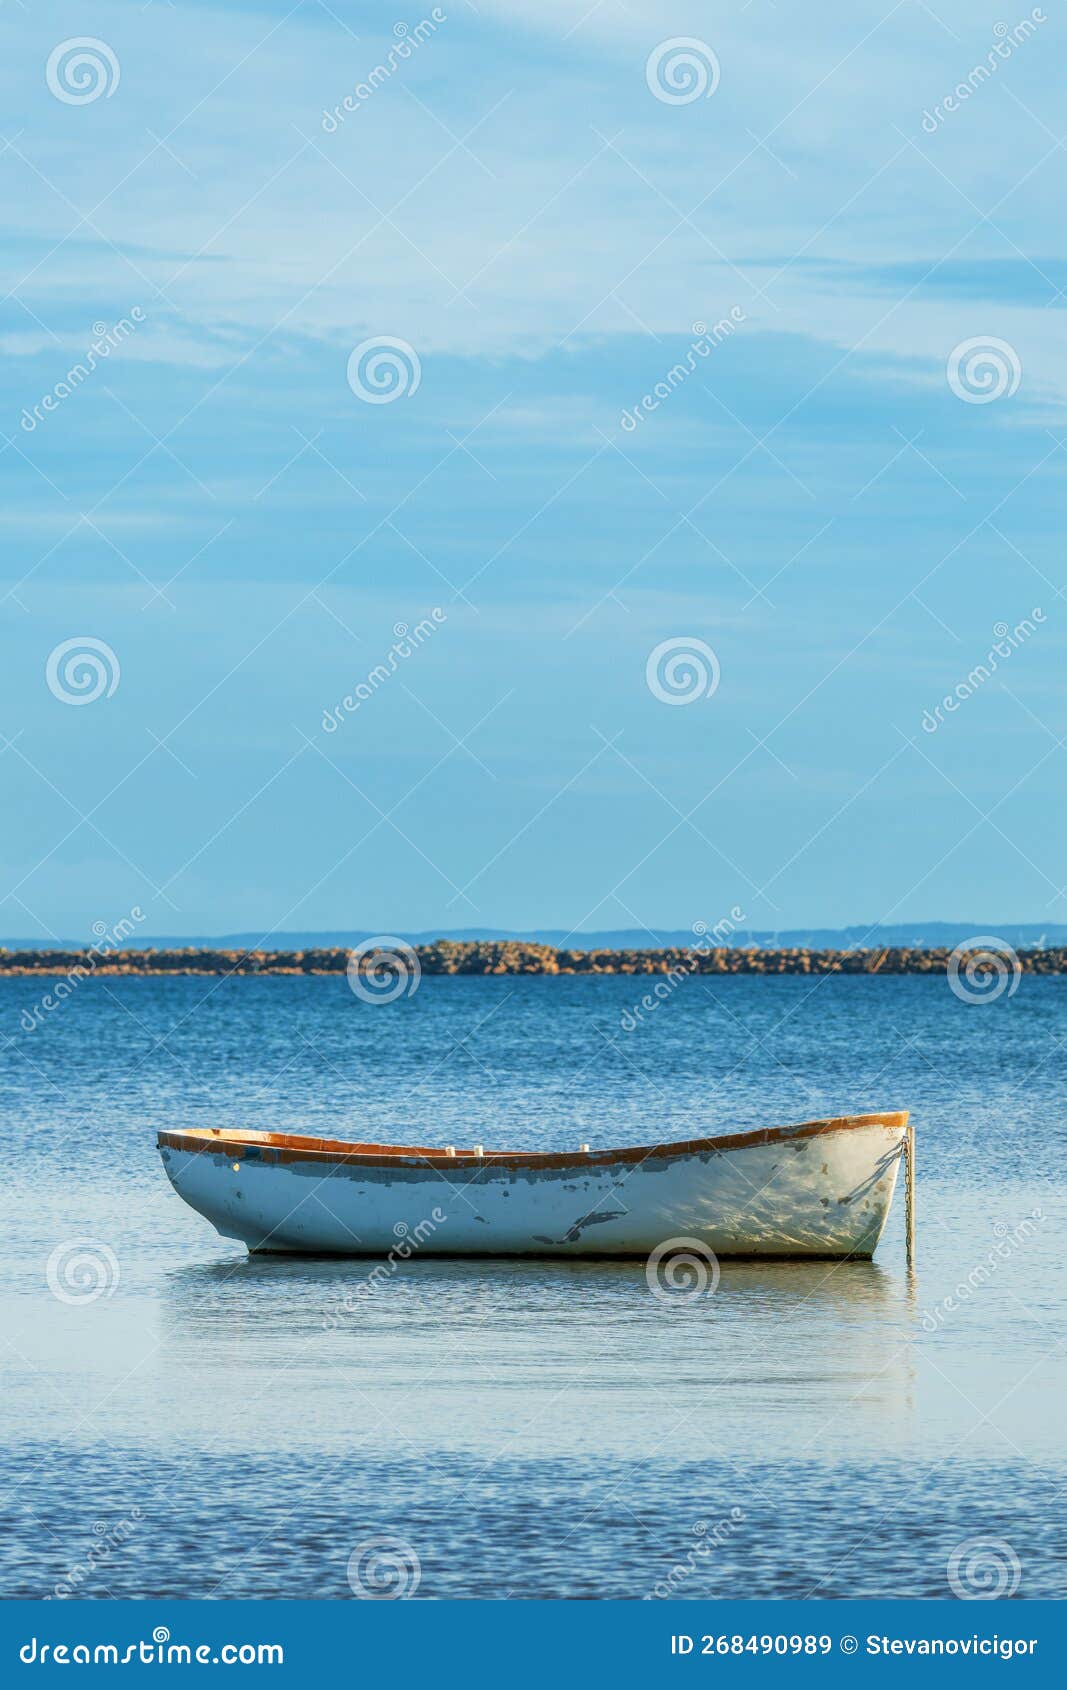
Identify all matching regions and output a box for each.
[1,973,1063,1599]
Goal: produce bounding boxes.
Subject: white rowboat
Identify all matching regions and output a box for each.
[158,1111,911,1261]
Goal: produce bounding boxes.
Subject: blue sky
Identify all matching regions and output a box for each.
[2,1,1065,940]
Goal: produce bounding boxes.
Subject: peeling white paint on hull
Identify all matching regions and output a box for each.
[158,1112,909,1260]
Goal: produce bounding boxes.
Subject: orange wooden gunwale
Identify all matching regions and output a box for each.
[157,1110,909,1173]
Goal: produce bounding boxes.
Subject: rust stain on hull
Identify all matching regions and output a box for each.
[157,1112,910,1260]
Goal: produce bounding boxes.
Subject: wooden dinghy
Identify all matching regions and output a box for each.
[158,1110,911,1261]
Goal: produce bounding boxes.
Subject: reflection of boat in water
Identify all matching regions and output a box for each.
[158,1111,910,1261]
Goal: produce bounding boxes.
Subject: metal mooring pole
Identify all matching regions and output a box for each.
[904,1121,916,1270]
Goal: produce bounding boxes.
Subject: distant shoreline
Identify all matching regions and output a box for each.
[0,941,1059,977]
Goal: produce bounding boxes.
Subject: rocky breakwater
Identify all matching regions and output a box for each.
[0,941,1063,976]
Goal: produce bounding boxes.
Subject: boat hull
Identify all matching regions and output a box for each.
[157,1113,908,1260]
